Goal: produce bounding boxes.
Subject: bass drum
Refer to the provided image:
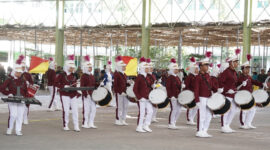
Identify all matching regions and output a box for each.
[156,86,169,109]
[126,84,137,103]
[178,90,196,108]
[252,89,270,107]
[149,89,167,105]
[234,90,255,110]
[207,93,231,115]
[92,87,112,106]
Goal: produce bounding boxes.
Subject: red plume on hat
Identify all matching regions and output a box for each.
[19,55,25,60]
[84,55,90,62]
[68,54,75,61]
[146,58,151,63]
[190,56,195,63]
[235,48,241,55]
[247,54,252,61]
[217,64,221,68]
[115,56,122,62]
[140,57,146,63]
[209,63,213,67]
[49,57,54,61]
[16,55,25,64]
[205,51,212,58]
[108,61,112,65]
[170,58,176,63]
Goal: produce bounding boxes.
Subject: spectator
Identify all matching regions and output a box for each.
[258,69,268,83]
[252,72,258,80]
[0,64,6,84]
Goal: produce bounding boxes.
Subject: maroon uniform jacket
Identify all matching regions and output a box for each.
[194,73,217,103]
[0,76,28,97]
[133,74,152,100]
[211,76,219,92]
[146,73,156,88]
[55,72,79,98]
[166,75,182,99]
[218,67,238,98]
[22,72,33,85]
[80,73,96,97]
[113,71,127,94]
[237,74,262,92]
[184,73,196,91]
[46,69,56,86]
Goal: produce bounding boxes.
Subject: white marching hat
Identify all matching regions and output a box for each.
[146,58,154,68]
[168,58,179,70]
[139,57,148,69]
[65,55,76,68]
[106,60,112,69]
[82,55,92,68]
[115,56,126,67]
[227,49,241,62]
[14,55,24,73]
[241,54,252,68]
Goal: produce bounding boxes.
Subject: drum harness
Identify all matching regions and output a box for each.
[201,74,212,94]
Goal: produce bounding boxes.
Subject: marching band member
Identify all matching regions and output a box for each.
[133,57,153,132]
[47,57,60,111]
[219,49,241,133]
[113,56,129,126]
[102,61,114,107]
[238,54,265,129]
[20,55,34,125]
[185,57,199,125]
[55,55,81,132]
[0,56,27,136]
[146,58,158,123]
[80,56,97,129]
[166,58,183,129]
[194,55,217,138]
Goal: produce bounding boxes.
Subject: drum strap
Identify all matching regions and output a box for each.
[63,73,76,86]
[201,74,212,91]
[141,75,152,89]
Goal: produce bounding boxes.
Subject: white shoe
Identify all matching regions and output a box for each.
[152,118,158,123]
[186,120,196,125]
[168,124,178,130]
[121,120,128,126]
[74,127,80,132]
[6,128,12,135]
[23,120,29,125]
[221,126,231,133]
[196,131,207,138]
[63,127,70,131]
[240,125,250,129]
[48,107,54,112]
[227,126,236,133]
[89,123,98,129]
[55,107,61,111]
[115,120,123,126]
[82,124,90,129]
[203,131,213,138]
[143,125,152,132]
[248,124,256,129]
[16,131,23,136]
[136,127,146,133]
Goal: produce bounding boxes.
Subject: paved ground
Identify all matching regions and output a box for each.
[0,91,270,150]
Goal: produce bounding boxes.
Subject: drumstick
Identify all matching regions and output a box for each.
[236,79,248,91]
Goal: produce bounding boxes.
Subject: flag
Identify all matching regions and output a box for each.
[122,56,137,76]
[29,56,49,74]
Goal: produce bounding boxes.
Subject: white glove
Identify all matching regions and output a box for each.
[181,83,186,89]
[242,81,247,87]
[26,81,30,85]
[227,89,235,94]
[171,97,177,101]
[263,82,268,88]
[77,90,82,95]
[217,88,224,94]
[139,98,147,101]
[196,102,200,108]
[100,82,104,86]
[64,85,70,88]
[127,80,134,85]
[8,94,13,97]
[151,84,156,89]
[120,92,127,96]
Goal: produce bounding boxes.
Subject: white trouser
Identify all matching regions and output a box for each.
[222,97,238,127]
[106,84,115,106]
[82,95,96,125]
[48,86,59,109]
[137,100,153,127]
[187,107,198,122]
[197,97,212,132]
[240,107,256,126]
[152,106,158,120]
[115,94,129,121]
[8,103,25,132]
[169,99,182,125]
[61,96,79,128]
[23,104,29,122]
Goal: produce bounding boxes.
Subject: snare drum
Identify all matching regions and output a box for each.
[126,85,137,103]
[178,90,196,108]
[27,84,40,97]
[92,87,112,106]
[234,90,255,110]
[149,89,167,105]
[252,89,270,107]
[207,93,231,114]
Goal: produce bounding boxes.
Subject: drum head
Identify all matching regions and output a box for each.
[207,93,226,111]
[234,90,253,105]
[92,87,108,102]
[252,90,268,104]
[149,89,167,104]
[126,85,136,98]
[157,86,167,95]
[178,90,194,105]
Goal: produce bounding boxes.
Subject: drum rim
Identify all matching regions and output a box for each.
[212,99,231,115]
[207,93,226,111]
[97,92,112,106]
[178,90,194,105]
[157,98,170,109]
[92,87,108,102]
[252,89,269,104]
[149,89,167,105]
[234,90,253,105]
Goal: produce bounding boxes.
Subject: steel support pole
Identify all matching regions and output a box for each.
[178,32,182,68]
[141,0,151,58]
[55,0,65,67]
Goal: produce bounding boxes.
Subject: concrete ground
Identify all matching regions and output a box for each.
[0,91,270,150]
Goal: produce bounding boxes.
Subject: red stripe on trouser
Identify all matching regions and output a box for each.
[168,100,173,124]
[82,96,85,125]
[186,109,190,121]
[221,115,224,127]
[48,86,56,108]
[8,104,10,128]
[137,101,140,125]
[115,93,119,120]
[26,104,30,115]
[197,109,200,131]
[240,110,244,126]
[60,95,66,127]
